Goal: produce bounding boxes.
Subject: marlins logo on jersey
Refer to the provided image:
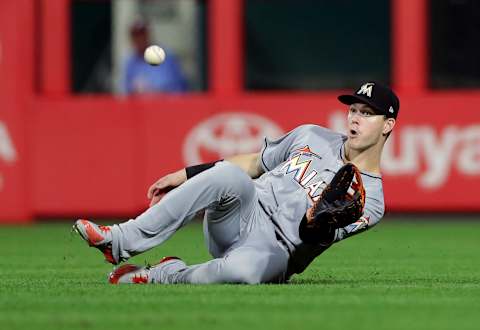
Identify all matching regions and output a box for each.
[281,146,328,202]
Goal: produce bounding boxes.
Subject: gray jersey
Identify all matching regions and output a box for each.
[255,124,385,274]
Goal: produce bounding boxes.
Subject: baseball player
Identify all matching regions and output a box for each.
[74,81,399,284]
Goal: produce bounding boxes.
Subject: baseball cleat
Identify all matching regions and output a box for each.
[108,256,184,284]
[108,264,150,284]
[73,219,117,264]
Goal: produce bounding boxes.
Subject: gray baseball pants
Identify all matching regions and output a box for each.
[109,161,290,284]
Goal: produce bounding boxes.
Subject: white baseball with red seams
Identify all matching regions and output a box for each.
[144,45,166,65]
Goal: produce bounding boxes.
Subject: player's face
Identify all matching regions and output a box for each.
[346,103,393,151]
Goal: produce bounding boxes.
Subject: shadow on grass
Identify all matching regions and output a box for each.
[289,275,479,286]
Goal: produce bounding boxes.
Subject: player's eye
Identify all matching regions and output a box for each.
[361,110,372,117]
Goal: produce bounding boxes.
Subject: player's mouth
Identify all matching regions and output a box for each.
[348,128,359,138]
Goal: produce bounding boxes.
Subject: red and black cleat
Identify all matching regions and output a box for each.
[108,257,183,284]
[73,219,118,265]
[108,264,150,284]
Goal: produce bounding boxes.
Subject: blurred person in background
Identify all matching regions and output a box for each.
[122,20,188,94]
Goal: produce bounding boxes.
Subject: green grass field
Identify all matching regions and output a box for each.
[1,219,479,330]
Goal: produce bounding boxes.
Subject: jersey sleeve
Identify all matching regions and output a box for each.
[260,125,310,172]
[333,193,385,242]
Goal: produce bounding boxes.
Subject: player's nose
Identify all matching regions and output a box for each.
[349,113,360,125]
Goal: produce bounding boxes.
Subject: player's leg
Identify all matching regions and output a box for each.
[154,244,289,284]
[110,217,290,284]
[76,161,257,264]
[201,192,253,258]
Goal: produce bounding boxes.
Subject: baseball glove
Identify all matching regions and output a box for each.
[299,163,366,244]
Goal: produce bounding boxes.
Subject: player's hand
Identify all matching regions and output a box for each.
[147,169,187,207]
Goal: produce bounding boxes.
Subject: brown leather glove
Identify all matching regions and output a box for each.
[299,163,366,244]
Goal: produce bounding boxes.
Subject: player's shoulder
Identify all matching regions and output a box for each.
[293,124,344,138]
[291,124,345,145]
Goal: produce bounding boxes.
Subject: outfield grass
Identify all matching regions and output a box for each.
[0,219,479,330]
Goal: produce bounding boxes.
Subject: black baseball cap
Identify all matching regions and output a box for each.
[338,82,400,119]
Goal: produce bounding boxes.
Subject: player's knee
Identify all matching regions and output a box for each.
[206,162,253,192]
[213,162,247,182]
[223,253,269,284]
[224,263,262,284]
[235,266,263,284]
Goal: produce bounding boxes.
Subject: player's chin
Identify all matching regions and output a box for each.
[346,136,361,147]
[346,138,369,152]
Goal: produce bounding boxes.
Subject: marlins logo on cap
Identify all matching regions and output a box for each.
[356,83,375,98]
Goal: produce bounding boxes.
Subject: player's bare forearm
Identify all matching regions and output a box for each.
[226,153,264,179]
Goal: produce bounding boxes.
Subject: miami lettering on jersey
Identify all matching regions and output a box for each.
[281,146,327,201]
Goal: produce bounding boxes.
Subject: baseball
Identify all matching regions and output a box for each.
[144,45,166,66]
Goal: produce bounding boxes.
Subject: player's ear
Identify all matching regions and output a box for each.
[382,118,395,136]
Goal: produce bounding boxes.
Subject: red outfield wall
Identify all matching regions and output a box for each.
[2,93,480,222]
[1,0,480,222]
